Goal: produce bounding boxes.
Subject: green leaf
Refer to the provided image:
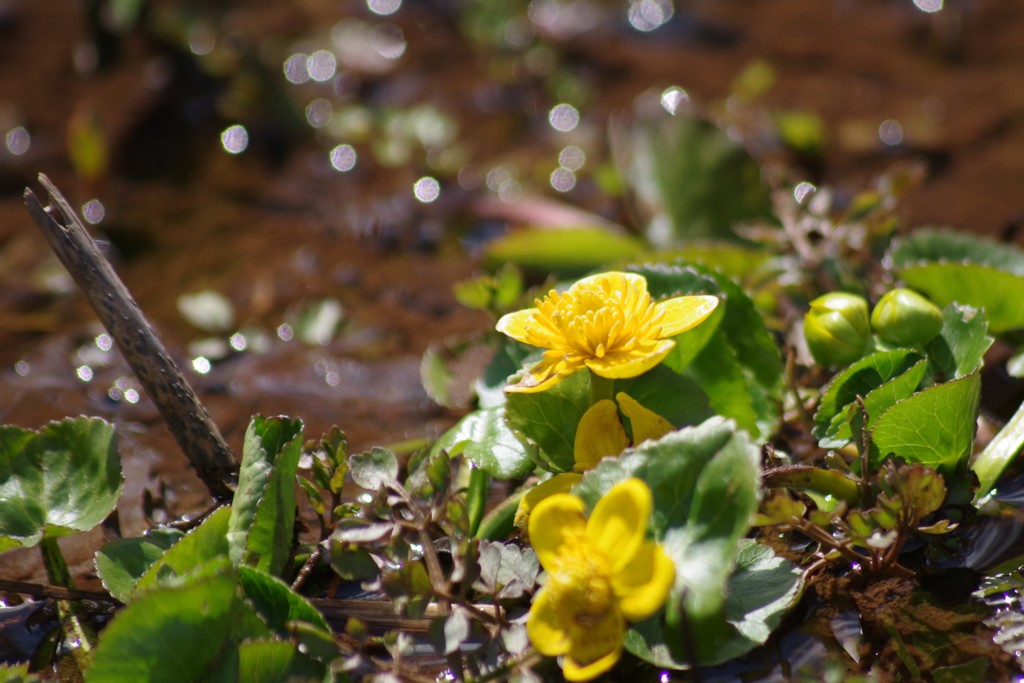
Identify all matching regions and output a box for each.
[504,370,590,473]
[897,263,1024,334]
[432,406,536,480]
[482,226,646,277]
[973,398,1024,502]
[348,447,399,490]
[236,639,325,683]
[624,540,803,668]
[228,416,304,577]
[871,372,982,474]
[134,506,231,595]
[927,303,992,379]
[813,350,927,448]
[95,528,185,602]
[890,228,1024,276]
[615,113,775,247]
[613,365,714,429]
[683,338,764,439]
[236,566,330,634]
[574,418,762,664]
[0,417,121,550]
[86,569,272,683]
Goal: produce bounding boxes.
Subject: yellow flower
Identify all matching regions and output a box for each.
[527,478,675,681]
[496,272,718,393]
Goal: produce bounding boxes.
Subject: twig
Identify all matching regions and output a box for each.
[24,174,238,500]
[0,578,120,604]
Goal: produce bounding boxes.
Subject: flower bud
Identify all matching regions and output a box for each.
[870,288,943,347]
[803,292,871,366]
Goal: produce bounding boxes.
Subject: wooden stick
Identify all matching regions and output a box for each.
[24,174,238,500]
[0,578,120,604]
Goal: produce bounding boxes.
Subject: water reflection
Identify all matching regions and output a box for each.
[367,0,402,17]
[548,103,580,132]
[330,144,357,172]
[413,177,441,203]
[220,124,249,154]
[4,126,29,155]
[879,118,904,146]
[82,199,106,225]
[628,0,674,32]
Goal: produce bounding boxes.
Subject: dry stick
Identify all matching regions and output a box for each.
[24,174,238,500]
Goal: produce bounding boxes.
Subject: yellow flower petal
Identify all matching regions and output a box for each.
[612,541,676,622]
[654,295,719,337]
[495,308,538,345]
[585,478,651,574]
[584,339,676,379]
[562,610,624,681]
[526,588,572,656]
[573,400,630,471]
[529,494,586,570]
[616,392,673,445]
[504,353,577,393]
[515,473,583,533]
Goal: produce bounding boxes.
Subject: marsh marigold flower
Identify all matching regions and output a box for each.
[496,272,718,393]
[527,478,674,681]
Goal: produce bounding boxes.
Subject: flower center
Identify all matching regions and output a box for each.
[545,532,614,627]
[536,280,659,359]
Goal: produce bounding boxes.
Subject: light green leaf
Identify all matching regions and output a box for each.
[890,228,1024,276]
[134,506,231,595]
[432,406,536,480]
[483,226,646,277]
[228,416,304,577]
[821,358,928,447]
[871,372,981,474]
[973,398,1024,503]
[86,569,272,683]
[897,263,1024,334]
[177,290,234,333]
[95,528,185,602]
[504,369,590,473]
[0,417,121,551]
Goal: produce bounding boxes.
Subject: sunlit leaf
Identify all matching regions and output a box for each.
[87,569,272,683]
[483,226,646,276]
[236,639,325,683]
[871,372,981,474]
[236,566,330,634]
[927,303,992,379]
[504,370,590,472]
[614,113,775,247]
[134,506,231,595]
[228,416,304,577]
[0,417,121,551]
[574,417,764,665]
[348,447,399,491]
[95,528,185,602]
[432,406,536,480]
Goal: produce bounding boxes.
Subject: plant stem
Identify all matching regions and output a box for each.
[39,537,97,670]
[588,372,615,406]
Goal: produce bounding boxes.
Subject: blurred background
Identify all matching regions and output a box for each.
[0,0,1022,541]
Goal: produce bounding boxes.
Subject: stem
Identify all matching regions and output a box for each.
[290,547,322,592]
[39,537,96,670]
[588,372,615,406]
[24,175,238,500]
[468,649,544,683]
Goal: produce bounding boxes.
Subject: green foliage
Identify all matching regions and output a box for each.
[483,226,646,277]
[134,506,231,595]
[504,369,590,472]
[927,303,992,379]
[871,371,981,475]
[615,113,775,247]
[0,417,121,550]
[228,416,304,577]
[432,406,536,479]
[95,527,184,602]
[891,229,1024,333]
[348,446,399,490]
[573,418,779,667]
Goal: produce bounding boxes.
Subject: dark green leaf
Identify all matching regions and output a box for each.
[134,506,231,595]
[0,417,121,550]
[504,370,590,473]
[432,407,536,480]
[236,639,325,683]
[890,228,1024,277]
[87,569,272,683]
[927,303,992,379]
[624,540,803,668]
[328,541,379,581]
[614,365,714,430]
[871,372,981,474]
[236,566,330,634]
[348,447,399,491]
[228,416,304,577]
[95,528,185,602]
